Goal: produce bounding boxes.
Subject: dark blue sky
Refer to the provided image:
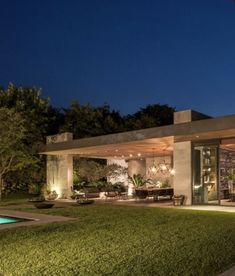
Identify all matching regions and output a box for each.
[0,0,235,116]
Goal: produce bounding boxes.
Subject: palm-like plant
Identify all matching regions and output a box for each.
[128,174,151,188]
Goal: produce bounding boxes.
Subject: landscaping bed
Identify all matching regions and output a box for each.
[1,205,235,275]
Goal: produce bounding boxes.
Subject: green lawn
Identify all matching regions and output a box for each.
[0,192,34,206]
[1,204,235,276]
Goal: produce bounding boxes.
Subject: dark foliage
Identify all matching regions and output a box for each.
[0,83,175,193]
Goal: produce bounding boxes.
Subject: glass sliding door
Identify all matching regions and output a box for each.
[193,144,219,204]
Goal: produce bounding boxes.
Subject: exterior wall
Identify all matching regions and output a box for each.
[128,159,146,177]
[174,110,192,124]
[173,141,192,205]
[107,159,128,184]
[146,156,173,187]
[174,110,211,124]
[46,133,73,198]
[47,155,73,198]
[46,132,73,144]
[127,159,146,196]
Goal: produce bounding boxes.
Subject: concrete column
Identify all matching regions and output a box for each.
[46,133,73,199]
[173,141,192,205]
[47,155,73,198]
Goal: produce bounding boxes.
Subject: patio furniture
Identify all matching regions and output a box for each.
[80,187,100,198]
[134,188,174,201]
[105,191,118,201]
[152,188,174,201]
[74,192,86,200]
[135,189,149,200]
[76,198,94,205]
[117,186,128,199]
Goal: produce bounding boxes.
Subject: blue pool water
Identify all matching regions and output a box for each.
[0,216,26,224]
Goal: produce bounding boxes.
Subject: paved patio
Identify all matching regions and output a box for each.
[112,198,235,213]
[0,209,76,230]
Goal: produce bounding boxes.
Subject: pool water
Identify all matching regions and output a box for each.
[0,216,27,225]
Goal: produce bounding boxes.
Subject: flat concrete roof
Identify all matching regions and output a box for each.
[41,113,235,158]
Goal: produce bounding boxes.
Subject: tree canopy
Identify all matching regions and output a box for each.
[0,108,35,198]
[60,101,124,138]
[61,101,175,138]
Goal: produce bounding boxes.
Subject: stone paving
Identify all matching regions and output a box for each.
[0,208,76,230]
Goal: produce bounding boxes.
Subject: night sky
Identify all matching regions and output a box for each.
[0,0,235,116]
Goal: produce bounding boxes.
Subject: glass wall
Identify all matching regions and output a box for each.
[193,144,219,204]
[219,148,235,205]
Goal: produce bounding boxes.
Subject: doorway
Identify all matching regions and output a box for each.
[193,144,219,205]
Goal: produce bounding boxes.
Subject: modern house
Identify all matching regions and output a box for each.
[42,109,235,206]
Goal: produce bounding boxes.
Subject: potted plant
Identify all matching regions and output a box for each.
[128,174,151,188]
[172,194,184,206]
[46,190,59,201]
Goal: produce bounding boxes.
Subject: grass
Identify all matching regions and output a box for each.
[1,204,235,275]
[0,192,34,206]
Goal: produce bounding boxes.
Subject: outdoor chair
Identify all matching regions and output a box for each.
[116,186,128,200]
[104,191,118,201]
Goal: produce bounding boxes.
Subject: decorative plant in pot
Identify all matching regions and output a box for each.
[76,198,94,205]
[46,190,59,201]
[128,174,151,188]
[29,185,55,208]
[28,194,45,203]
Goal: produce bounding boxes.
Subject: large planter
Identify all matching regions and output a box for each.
[173,195,184,206]
[34,202,54,209]
[76,199,94,205]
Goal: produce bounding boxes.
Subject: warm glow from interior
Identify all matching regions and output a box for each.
[170,169,175,175]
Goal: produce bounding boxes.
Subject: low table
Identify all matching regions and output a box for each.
[74,192,86,200]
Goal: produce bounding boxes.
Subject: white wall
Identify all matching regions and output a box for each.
[146,156,173,187]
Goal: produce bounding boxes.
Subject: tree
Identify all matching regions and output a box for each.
[0,83,63,142]
[0,108,35,199]
[61,101,175,138]
[73,158,127,185]
[60,101,124,138]
[0,83,64,192]
[124,104,175,131]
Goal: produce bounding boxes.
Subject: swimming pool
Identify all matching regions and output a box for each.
[0,215,30,225]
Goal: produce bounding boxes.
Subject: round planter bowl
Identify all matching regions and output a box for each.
[34,203,54,209]
[77,200,94,205]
